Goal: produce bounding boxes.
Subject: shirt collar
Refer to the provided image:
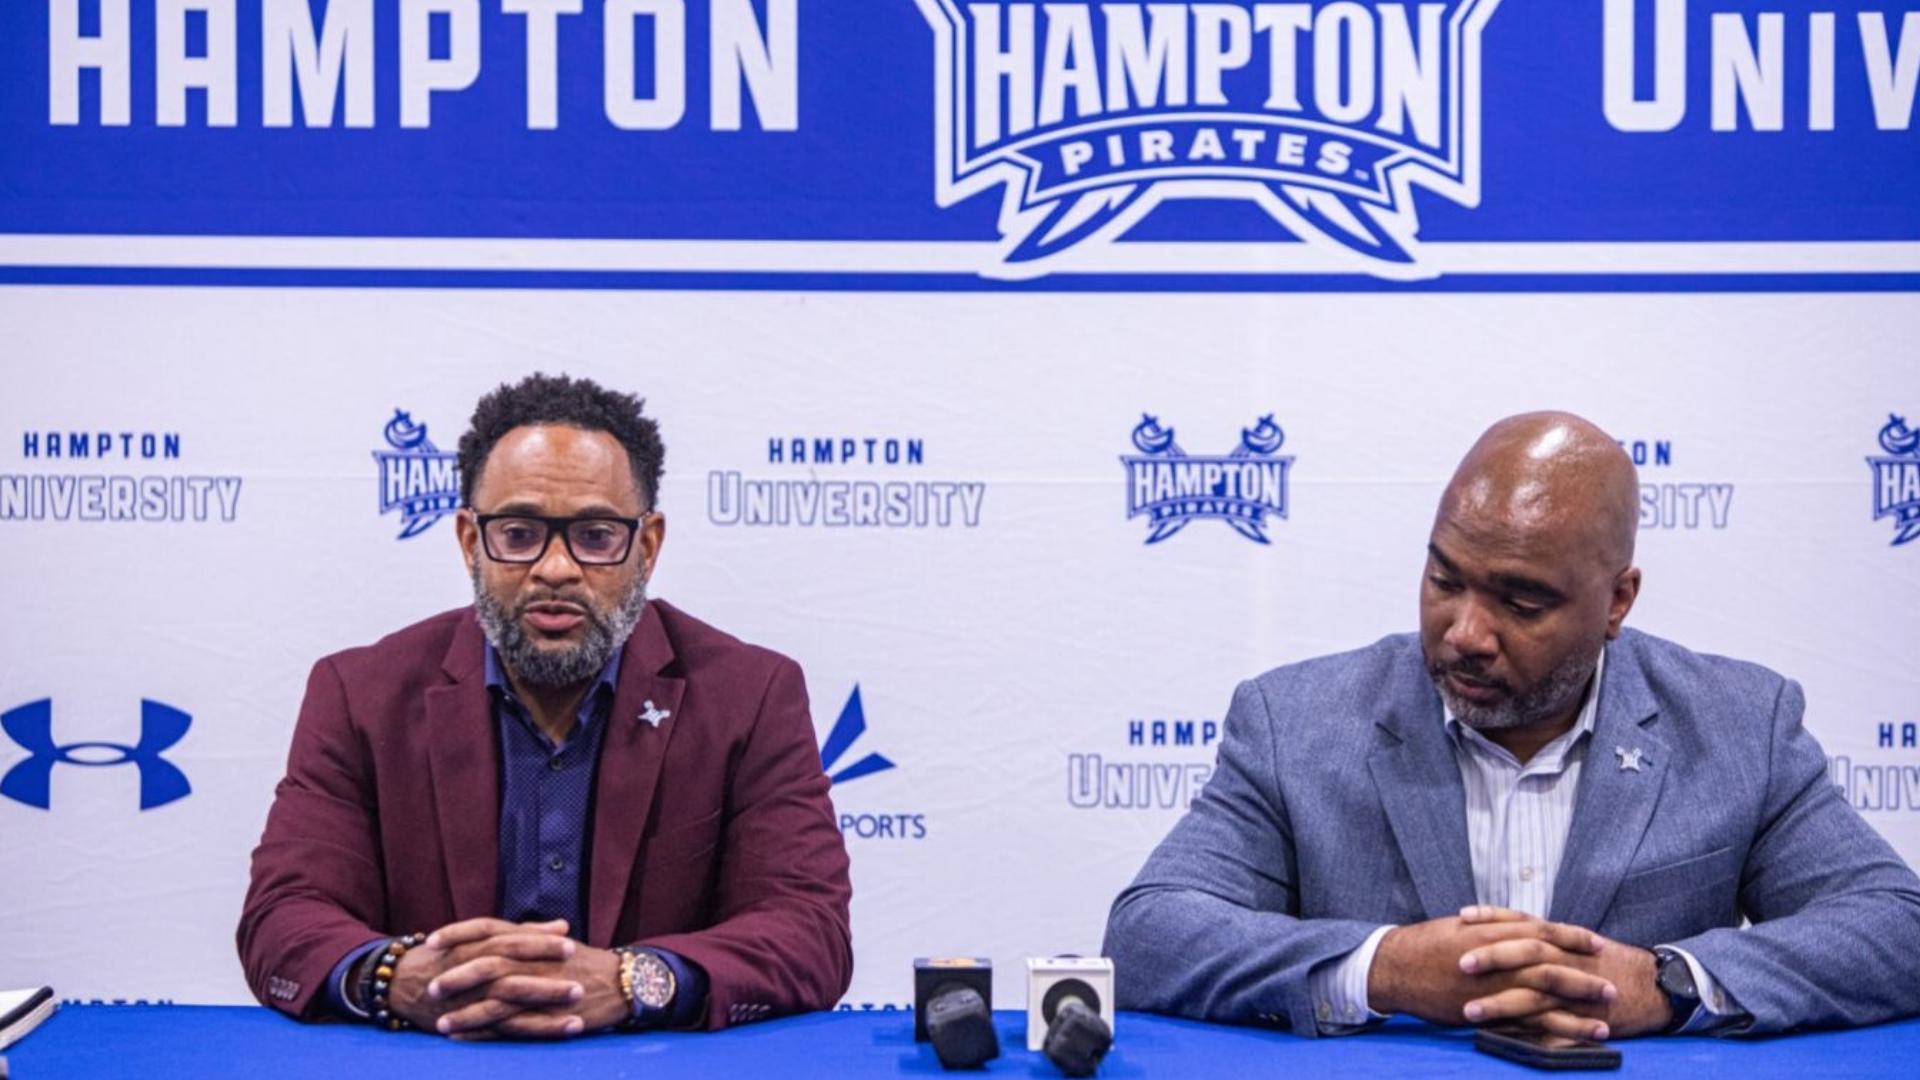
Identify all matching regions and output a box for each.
[1444,647,1606,771]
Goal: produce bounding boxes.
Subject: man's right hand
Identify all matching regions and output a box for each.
[384,918,586,1038]
[1366,907,1617,1038]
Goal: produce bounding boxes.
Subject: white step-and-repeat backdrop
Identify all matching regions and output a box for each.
[2,1,1916,1012]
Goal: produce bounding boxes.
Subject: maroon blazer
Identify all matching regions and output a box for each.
[236,600,853,1028]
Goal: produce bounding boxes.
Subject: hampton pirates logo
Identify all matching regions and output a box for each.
[371,409,461,540]
[910,0,1503,278]
[1123,413,1292,544]
[1869,413,1920,547]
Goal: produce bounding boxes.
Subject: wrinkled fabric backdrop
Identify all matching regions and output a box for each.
[2,1,1916,1010]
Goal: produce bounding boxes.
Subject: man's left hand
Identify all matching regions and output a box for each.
[427,928,630,1038]
[1456,905,1673,1040]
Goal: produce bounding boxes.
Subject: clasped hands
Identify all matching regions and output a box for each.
[383,918,627,1039]
[1367,905,1672,1041]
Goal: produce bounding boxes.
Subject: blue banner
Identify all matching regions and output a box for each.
[3,1,1916,280]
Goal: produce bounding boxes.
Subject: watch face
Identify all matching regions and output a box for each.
[633,953,676,1010]
[1657,952,1698,999]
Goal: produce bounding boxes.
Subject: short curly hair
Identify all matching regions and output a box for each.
[458,373,665,509]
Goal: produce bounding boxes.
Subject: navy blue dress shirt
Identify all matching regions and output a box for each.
[328,645,706,1027]
[489,642,618,937]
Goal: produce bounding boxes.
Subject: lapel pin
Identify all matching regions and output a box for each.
[639,700,672,728]
[1614,745,1646,773]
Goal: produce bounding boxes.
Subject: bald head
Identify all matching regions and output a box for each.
[1439,411,1639,579]
[1420,412,1645,743]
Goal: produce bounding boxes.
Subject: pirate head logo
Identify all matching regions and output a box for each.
[1869,413,1920,547]
[910,0,1504,279]
[372,408,462,540]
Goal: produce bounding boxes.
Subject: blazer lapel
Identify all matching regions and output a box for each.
[1550,637,1669,929]
[425,614,500,921]
[1369,652,1478,920]
[586,602,683,947]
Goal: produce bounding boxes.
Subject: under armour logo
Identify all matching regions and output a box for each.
[639,700,671,728]
[1,699,193,810]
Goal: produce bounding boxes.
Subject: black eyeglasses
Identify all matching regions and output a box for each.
[474,513,645,566]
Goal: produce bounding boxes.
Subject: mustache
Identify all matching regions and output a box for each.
[1430,659,1512,695]
[514,591,604,623]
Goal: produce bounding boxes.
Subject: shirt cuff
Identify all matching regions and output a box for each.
[325,938,388,1020]
[1309,925,1393,1033]
[643,947,709,1030]
[1658,945,1745,1034]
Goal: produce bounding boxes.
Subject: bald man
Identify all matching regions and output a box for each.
[1104,413,1920,1040]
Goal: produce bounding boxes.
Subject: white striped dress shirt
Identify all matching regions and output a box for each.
[1450,648,1605,919]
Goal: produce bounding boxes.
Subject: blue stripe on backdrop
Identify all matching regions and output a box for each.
[2,267,1918,293]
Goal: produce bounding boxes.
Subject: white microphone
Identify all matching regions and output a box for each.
[1026,957,1115,1076]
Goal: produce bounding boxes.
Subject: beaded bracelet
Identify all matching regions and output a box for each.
[613,946,642,1029]
[364,933,426,1031]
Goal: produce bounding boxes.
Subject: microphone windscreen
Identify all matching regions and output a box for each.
[1043,1000,1113,1078]
[926,987,1000,1070]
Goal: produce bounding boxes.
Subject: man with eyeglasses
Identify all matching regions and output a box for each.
[238,374,852,1038]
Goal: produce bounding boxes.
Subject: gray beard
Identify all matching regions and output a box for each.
[1432,648,1597,732]
[471,564,648,689]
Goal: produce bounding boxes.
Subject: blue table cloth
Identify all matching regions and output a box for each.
[9,1006,1919,1078]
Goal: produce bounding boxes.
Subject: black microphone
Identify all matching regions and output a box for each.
[925,986,999,1070]
[913,958,999,1071]
[1041,981,1113,1077]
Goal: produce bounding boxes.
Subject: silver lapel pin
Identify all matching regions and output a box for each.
[1614,745,1646,773]
[639,700,672,728]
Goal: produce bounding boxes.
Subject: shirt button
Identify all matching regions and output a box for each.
[1317,1002,1331,1021]
[1519,866,1535,882]
[548,855,566,872]
[549,757,566,771]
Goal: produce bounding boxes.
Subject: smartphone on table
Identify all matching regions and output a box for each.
[1473,1027,1623,1070]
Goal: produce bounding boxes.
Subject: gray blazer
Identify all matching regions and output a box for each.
[1103,628,1920,1035]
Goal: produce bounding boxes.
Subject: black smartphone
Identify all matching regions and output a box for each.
[1473,1027,1623,1070]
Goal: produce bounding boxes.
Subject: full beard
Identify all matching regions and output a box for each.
[471,565,649,688]
[1431,648,1598,732]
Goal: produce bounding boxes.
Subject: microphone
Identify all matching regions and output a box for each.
[1041,987,1112,1077]
[925,986,998,1069]
[1027,957,1116,1077]
[913,958,999,1071]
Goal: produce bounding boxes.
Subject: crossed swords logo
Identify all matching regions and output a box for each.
[1126,413,1290,545]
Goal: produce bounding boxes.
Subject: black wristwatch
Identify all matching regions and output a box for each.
[1653,947,1700,1033]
